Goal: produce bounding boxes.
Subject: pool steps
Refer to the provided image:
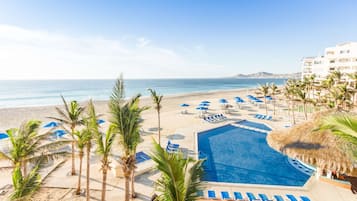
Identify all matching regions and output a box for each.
[288,158,316,176]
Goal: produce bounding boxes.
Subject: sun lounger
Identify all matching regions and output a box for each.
[221,191,231,200]
[234,192,244,200]
[259,193,273,201]
[300,196,311,201]
[208,190,217,199]
[135,151,151,164]
[286,194,298,201]
[274,195,284,201]
[265,116,272,120]
[247,192,259,201]
[166,141,179,153]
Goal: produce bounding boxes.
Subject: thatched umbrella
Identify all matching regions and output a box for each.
[267,111,357,176]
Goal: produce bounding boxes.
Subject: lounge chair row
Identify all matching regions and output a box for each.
[254,114,272,120]
[203,114,227,123]
[166,140,180,153]
[202,190,311,201]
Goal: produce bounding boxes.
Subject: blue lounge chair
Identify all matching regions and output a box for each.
[168,140,179,148]
[135,151,151,164]
[234,192,243,200]
[259,193,272,201]
[247,192,258,201]
[265,116,272,120]
[300,196,311,201]
[274,195,284,201]
[208,190,216,199]
[221,191,230,200]
[286,194,298,201]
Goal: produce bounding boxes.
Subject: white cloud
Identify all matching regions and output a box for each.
[0,24,222,79]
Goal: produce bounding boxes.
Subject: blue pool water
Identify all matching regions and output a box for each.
[198,124,310,186]
[236,120,272,131]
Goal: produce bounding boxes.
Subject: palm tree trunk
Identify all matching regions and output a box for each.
[303,102,307,120]
[71,127,76,176]
[291,101,296,125]
[264,97,268,115]
[76,152,83,195]
[101,167,108,201]
[86,144,91,201]
[157,110,161,146]
[273,99,276,115]
[131,169,136,198]
[23,160,27,177]
[124,175,130,201]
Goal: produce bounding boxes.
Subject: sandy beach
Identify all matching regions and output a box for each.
[0,88,355,201]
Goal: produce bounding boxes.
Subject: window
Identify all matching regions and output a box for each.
[347,50,350,53]
[339,58,349,62]
[330,60,335,63]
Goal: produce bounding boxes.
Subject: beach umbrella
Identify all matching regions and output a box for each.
[267,112,357,176]
[0,133,8,140]
[54,129,67,138]
[180,103,190,107]
[180,103,190,114]
[201,101,210,104]
[219,99,228,104]
[43,121,59,128]
[97,119,105,124]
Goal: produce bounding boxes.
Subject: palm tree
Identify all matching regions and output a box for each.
[110,77,148,200]
[294,87,309,120]
[0,120,70,176]
[258,83,270,115]
[84,99,100,201]
[74,130,88,195]
[148,88,163,146]
[269,83,279,115]
[95,125,116,201]
[150,140,205,201]
[319,114,357,144]
[331,70,343,85]
[49,95,85,175]
[348,72,357,105]
[10,159,42,201]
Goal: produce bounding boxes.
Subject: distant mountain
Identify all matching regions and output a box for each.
[234,72,301,79]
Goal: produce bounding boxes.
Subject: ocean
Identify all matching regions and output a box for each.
[0,79,286,108]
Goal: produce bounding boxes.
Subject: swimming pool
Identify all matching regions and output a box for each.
[198,124,310,186]
[236,120,272,131]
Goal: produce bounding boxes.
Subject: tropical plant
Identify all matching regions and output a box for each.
[150,140,205,201]
[74,130,89,195]
[110,77,148,200]
[318,114,357,148]
[284,79,298,124]
[148,88,163,146]
[269,83,279,115]
[10,160,42,201]
[49,95,85,175]
[258,83,270,115]
[83,99,100,201]
[331,70,343,85]
[294,87,310,120]
[95,125,116,201]
[0,120,70,176]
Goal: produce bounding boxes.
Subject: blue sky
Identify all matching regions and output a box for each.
[0,0,356,79]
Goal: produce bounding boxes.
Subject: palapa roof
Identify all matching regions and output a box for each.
[267,111,357,176]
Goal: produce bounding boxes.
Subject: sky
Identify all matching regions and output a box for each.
[0,0,357,79]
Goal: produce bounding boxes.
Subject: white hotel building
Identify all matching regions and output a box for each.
[301,42,357,82]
